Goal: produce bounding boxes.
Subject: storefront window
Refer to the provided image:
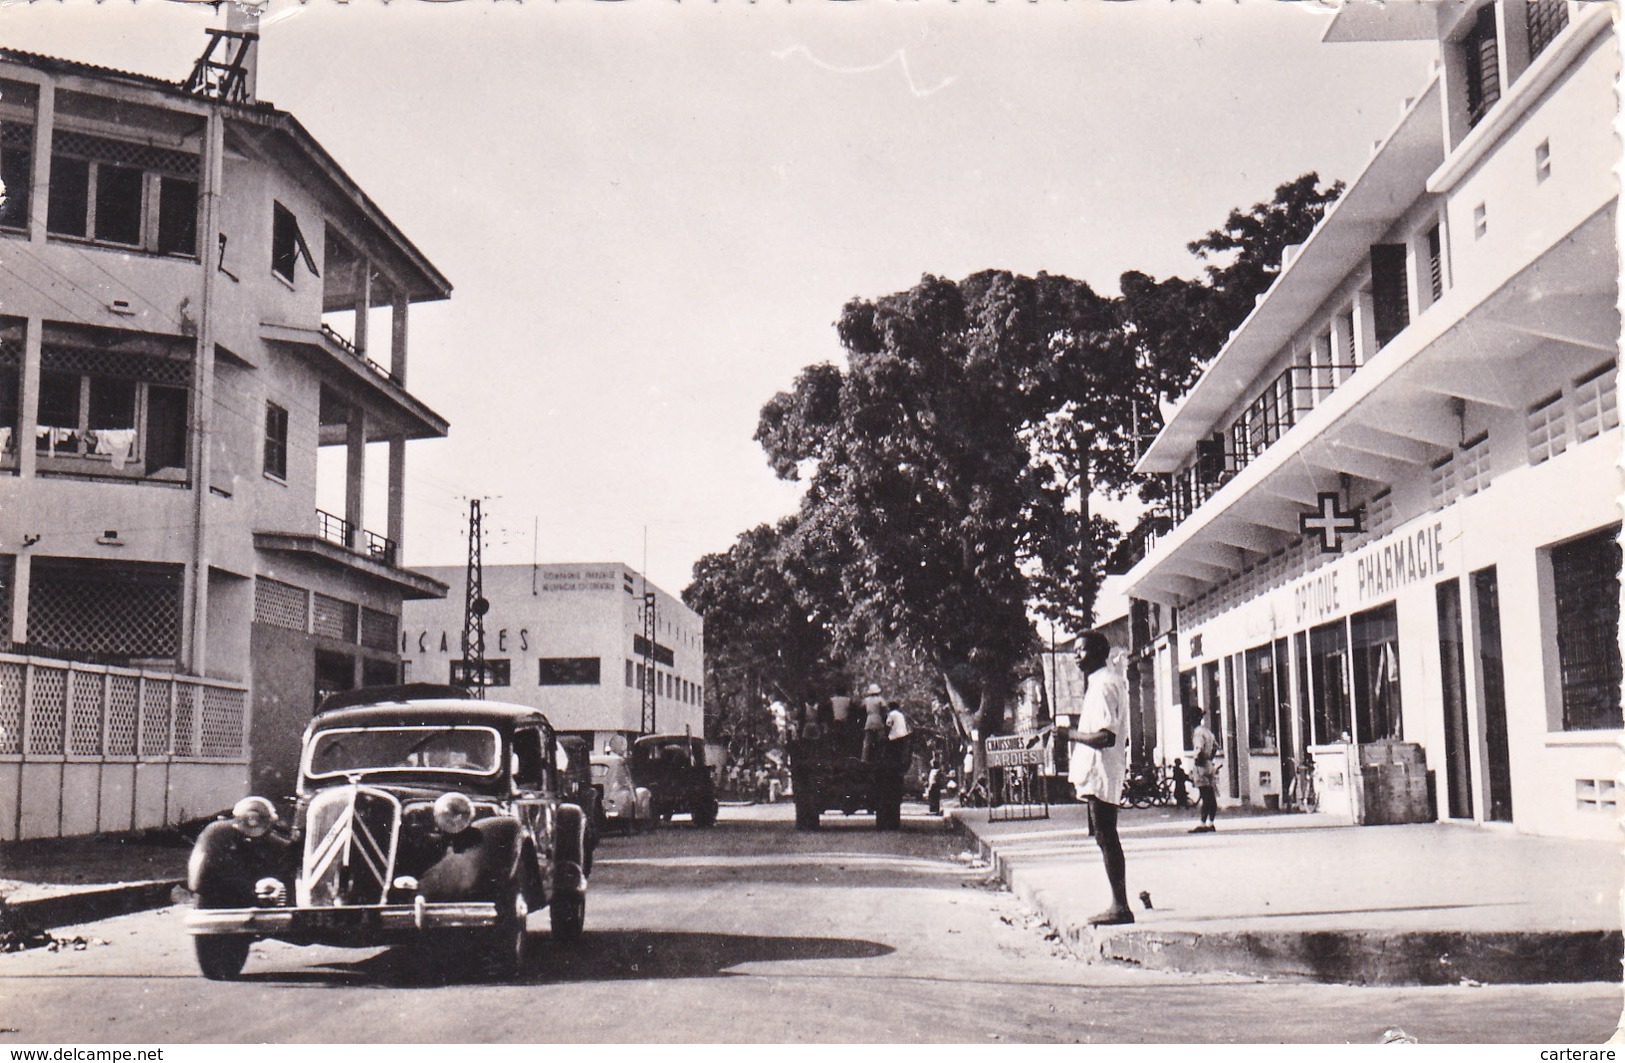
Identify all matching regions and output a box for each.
[1309,620,1352,744]
[1243,644,1279,754]
[1351,603,1403,742]
[1550,526,1623,731]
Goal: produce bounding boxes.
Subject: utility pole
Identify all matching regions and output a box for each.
[461,498,489,699]
[641,586,657,735]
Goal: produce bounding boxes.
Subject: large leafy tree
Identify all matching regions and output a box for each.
[756,270,1125,758]
[692,173,1347,764]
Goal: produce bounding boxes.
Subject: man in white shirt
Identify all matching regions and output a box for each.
[1058,631,1134,926]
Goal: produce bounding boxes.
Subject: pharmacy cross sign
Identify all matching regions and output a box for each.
[1300,492,1363,554]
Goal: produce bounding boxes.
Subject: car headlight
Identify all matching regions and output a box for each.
[604,798,618,812]
[231,796,278,838]
[433,791,475,835]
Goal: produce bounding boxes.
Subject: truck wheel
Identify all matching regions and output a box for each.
[550,890,585,943]
[692,798,718,828]
[194,935,251,980]
[794,798,820,831]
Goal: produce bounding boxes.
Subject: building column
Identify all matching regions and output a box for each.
[27,80,52,244]
[353,260,371,357]
[184,109,225,676]
[345,404,366,549]
[387,436,406,561]
[9,553,30,647]
[19,316,40,481]
[1351,291,1379,370]
[391,290,408,384]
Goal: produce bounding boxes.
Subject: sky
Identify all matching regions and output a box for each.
[0,0,1439,597]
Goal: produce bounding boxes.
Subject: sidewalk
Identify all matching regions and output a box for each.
[0,830,190,937]
[953,802,1623,986]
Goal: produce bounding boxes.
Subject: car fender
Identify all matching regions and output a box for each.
[551,803,586,898]
[417,815,523,903]
[188,819,294,907]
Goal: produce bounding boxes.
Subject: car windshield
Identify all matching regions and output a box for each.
[305,726,501,779]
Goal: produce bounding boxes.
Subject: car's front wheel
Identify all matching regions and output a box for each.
[194,935,251,980]
[484,873,532,978]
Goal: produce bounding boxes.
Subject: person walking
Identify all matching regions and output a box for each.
[1190,713,1220,833]
[1057,631,1134,926]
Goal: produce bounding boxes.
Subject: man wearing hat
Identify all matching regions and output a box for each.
[860,682,886,762]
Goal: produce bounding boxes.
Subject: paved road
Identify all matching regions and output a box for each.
[0,804,1616,1043]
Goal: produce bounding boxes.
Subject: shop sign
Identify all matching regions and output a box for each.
[1301,492,1363,553]
[986,733,1045,768]
[1354,520,1446,603]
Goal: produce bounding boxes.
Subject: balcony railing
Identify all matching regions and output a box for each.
[315,508,398,567]
[321,323,399,385]
[1163,362,1362,528]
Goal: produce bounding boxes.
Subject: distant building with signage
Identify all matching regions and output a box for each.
[1124,2,1618,840]
[400,563,704,751]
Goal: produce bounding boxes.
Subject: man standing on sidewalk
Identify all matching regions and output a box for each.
[1057,631,1134,926]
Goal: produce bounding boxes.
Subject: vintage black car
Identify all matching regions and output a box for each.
[183,686,590,980]
[629,734,718,827]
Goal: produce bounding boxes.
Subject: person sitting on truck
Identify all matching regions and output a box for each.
[860,683,887,762]
[885,700,913,770]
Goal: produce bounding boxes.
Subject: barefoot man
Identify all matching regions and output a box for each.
[1058,631,1134,926]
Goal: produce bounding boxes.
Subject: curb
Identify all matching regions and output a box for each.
[0,880,185,934]
[951,816,1623,986]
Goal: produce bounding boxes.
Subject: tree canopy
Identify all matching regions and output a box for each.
[686,173,1345,759]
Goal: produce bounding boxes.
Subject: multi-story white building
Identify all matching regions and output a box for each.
[1126,1,1618,840]
[401,563,705,753]
[0,23,452,837]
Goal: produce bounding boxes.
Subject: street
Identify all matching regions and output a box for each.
[0,804,1617,1044]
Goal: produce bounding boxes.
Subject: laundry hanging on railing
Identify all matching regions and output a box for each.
[93,428,138,470]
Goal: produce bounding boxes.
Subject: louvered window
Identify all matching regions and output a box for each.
[1526,0,1569,62]
[1370,245,1410,349]
[1551,527,1623,731]
[1463,5,1502,128]
[1426,225,1444,303]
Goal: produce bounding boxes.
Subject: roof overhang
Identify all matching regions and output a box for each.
[1323,1,1445,43]
[255,532,451,600]
[1137,74,1445,475]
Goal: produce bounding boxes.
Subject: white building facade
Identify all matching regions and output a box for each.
[401,563,705,752]
[1126,1,1618,840]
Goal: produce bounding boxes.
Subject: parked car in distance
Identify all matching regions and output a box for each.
[183,685,590,980]
[591,754,652,833]
[630,734,719,827]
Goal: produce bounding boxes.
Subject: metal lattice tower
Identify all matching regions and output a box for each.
[461,499,488,699]
[641,589,656,734]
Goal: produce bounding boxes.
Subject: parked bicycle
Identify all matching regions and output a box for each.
[1123,763,1173,808]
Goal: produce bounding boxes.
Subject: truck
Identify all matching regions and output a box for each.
[788,720,907,831]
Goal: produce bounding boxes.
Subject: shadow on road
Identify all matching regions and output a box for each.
[249,928,893,988]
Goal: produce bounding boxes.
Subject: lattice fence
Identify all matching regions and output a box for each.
[107,673,138,756]
[0,655,245,761]
[69,670,104,755]
[0,661,21,754]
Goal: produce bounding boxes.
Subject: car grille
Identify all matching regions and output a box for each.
[300,785,400,907]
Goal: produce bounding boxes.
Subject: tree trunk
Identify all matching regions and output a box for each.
[942,671,986,784]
